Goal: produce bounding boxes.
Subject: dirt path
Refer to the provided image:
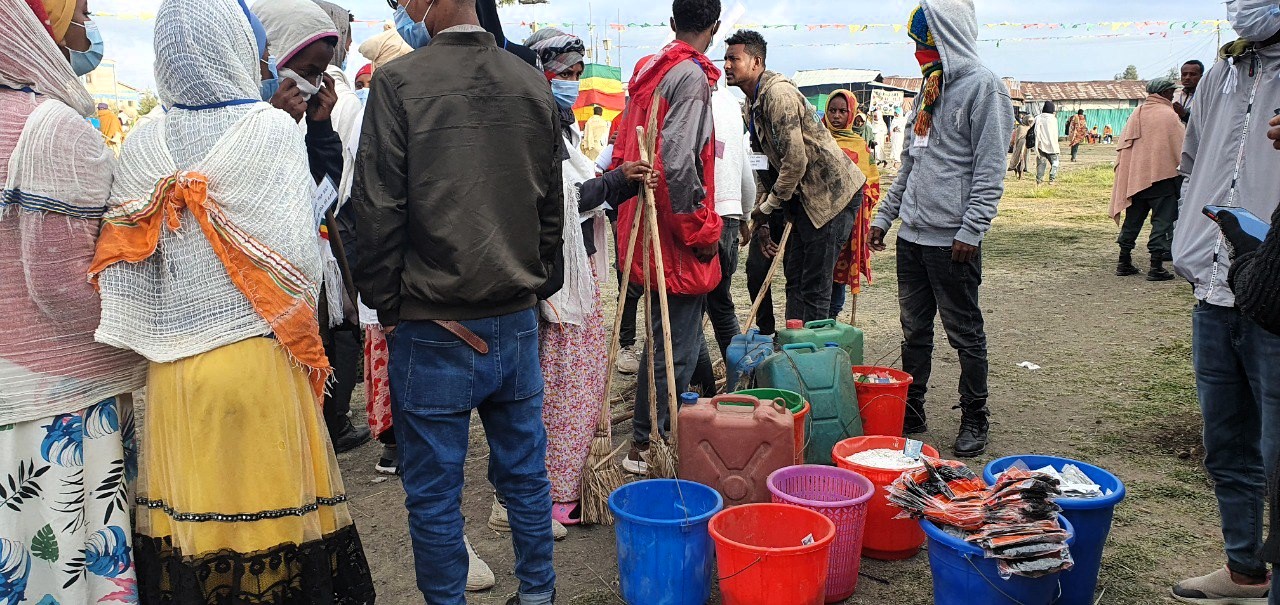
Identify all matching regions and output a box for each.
[339,145,1219,604]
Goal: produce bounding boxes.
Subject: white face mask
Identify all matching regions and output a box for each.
[278,67,321,101]
[1227,0,1280,42]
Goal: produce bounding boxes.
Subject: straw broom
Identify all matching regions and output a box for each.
[637,124,680,480]
[579,160,650,526]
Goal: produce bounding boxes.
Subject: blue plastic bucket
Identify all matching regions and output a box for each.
[984,456,1126,605]
[609,479,724,605]
[922,515,1076,605]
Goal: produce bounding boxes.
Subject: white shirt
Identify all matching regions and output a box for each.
[711,88,757,218]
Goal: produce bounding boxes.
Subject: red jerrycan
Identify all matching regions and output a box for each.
[678,394,796,507]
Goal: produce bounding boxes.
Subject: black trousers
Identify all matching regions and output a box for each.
[784,193,860,323]
[745,213,786,335]
[692,217,743,395]
[896,238,989,424]
[321,321,361,434]
[612,219,643,349]
[1117,177,1181,257]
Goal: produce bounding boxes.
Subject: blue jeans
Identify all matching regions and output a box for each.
[389,309,555,605]
[1193,303,1280,581]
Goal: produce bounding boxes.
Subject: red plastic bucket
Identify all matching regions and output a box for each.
[709,503,836,605]
[852,366,913,438]
[767,466,874,602]
[832,436,939,560]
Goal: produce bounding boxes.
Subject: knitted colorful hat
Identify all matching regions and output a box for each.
[908,5,936,49]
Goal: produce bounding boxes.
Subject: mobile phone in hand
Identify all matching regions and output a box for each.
[1203,205,1272,242]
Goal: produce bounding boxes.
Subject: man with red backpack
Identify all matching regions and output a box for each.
[612,0,724,474]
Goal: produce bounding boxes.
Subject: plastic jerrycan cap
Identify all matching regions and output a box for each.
[680,392,700,406]
[786,319,804,329]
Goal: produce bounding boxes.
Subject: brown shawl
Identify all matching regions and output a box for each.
[1110,94,1184,223]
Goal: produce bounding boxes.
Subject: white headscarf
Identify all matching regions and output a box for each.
[252,0,340,67]
[0,0,94,116]
[94,0,323,370]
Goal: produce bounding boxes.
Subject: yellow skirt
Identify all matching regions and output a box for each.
[134,337,374,604]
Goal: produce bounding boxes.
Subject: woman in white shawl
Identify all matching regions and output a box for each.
[88,0,374,601]
[518,28,654,526]
[0,1,147,602]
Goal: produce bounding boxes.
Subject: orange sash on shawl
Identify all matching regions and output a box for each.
[89,171,331,398]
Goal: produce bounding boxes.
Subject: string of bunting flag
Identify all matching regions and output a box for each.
[89,11,1227,34]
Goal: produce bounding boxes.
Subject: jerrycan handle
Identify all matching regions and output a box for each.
[805,319,837,329]
[781,343,820,353]
[710,394,762,413]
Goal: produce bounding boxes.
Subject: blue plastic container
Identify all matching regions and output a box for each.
[726,328,774,391]
[922,515,1076,605]
[983,456,1126,605]
[610,479,724,605]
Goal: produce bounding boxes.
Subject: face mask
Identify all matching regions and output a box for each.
[394,0,434,50]
[354,88,370,105]
[551,79,580,110]
[278,67,321,101]
[1228,0,1280,42]
[68,20,105,76]
[259,56,279,101]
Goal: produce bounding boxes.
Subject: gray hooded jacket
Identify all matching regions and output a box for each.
[872,0,1014,247]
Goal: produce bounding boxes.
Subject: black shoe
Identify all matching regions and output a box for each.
[953,408,989,458]
[1116,252,1140,276]
[330,419,371,454]
[1147,266,1175,282]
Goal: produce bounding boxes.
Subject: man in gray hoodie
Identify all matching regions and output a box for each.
[869,0,1013,458]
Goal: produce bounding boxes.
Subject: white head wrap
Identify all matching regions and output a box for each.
[94,0,323,369]
[252,0,340,68]
[0,0,94,116]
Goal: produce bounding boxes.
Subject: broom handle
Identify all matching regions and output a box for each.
[637,125,681,446]
[596,166,649,432]
[642,197,661,445]
[742,221,794,334]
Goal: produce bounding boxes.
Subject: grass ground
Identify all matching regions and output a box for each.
[339,144,1224,604]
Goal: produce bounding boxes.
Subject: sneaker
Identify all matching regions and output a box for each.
[374,444,398,475]
[487,497,567,541]
[616,345,641,375]
[330,418,371,454]
[465,536,495,592]
[1116,254,1141,277]
[622,443,650,475]
[1172,568,1269,603]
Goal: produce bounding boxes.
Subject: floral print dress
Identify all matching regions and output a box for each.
[0,396,138,605]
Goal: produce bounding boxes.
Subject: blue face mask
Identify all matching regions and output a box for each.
[354,88,370,105]
[551,79,580,110]
[68,20,105,76]
[394,1,434,50]
[259,56,280,102]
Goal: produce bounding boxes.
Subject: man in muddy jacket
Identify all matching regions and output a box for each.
[869,0,1013,458]
[724,30,867,323]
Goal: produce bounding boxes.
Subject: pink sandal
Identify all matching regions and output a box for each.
[552,502,581,526]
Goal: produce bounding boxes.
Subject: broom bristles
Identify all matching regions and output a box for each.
[646,437,677,480]
[581,438,628,526]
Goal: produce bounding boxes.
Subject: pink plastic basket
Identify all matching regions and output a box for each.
[766,465,875,602]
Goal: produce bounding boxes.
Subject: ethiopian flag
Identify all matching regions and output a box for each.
[573,63,625,125]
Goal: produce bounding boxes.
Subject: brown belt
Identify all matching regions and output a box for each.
[431,320,490,355]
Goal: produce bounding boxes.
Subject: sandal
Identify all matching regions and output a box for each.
[552,502,581,526]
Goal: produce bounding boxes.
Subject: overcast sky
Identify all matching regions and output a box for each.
[92,0,1231,91]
